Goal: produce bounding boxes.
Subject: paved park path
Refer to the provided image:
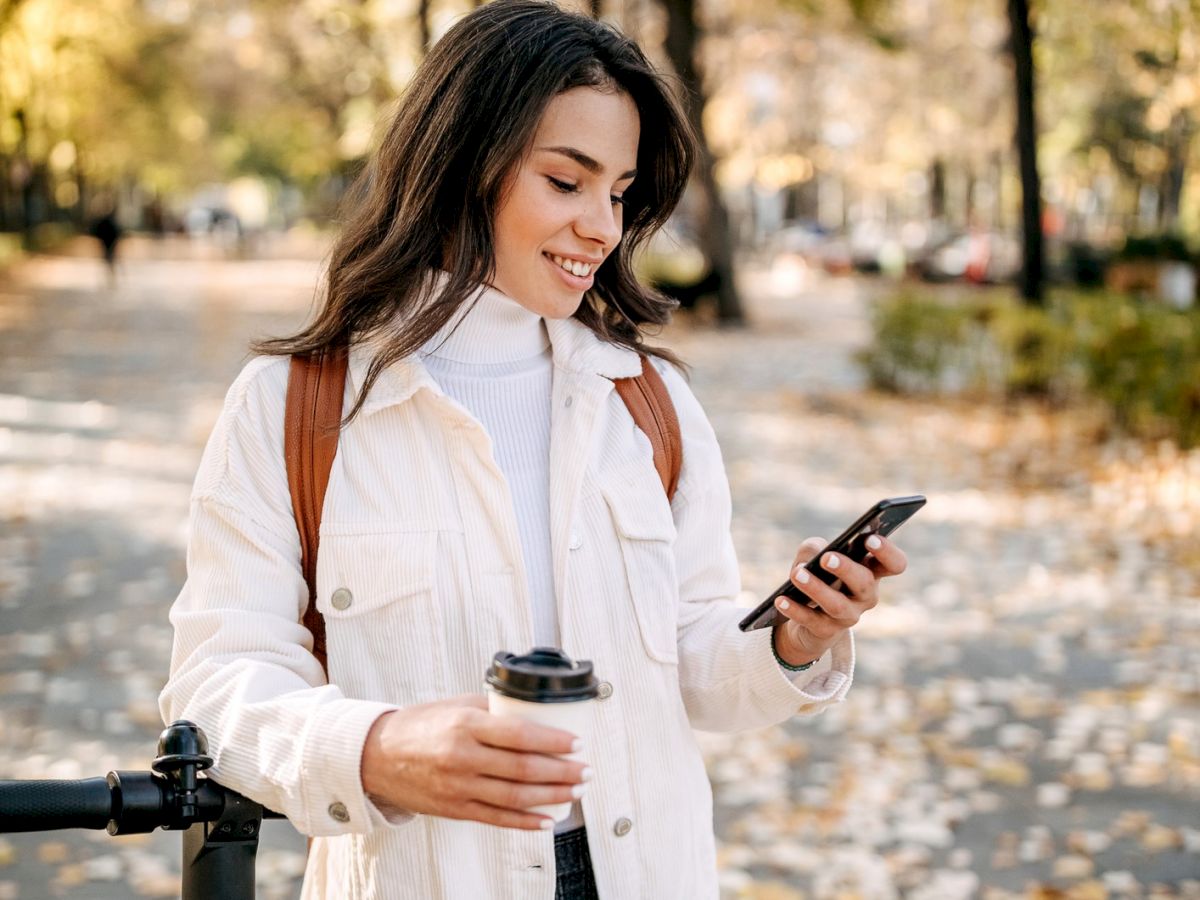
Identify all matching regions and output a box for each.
[0,241,1197,898]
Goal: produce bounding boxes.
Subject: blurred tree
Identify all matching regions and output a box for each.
[660,0,744,323]
[1007,0,1044,304]
[4,0,1198,258]
[0,0,201,235]
[750,0,1012,237]
[1039,0,1199,240]
[419,0,433,52]
[0,0,409,231]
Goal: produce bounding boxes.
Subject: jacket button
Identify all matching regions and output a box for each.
[330,588,353,611]
[613,817,632,837]
[569,532,583,551]
[565,396,574,408]
[596,681,613,701]
[328,801,350,823]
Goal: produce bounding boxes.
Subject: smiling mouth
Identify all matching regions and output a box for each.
[546,253,596,278]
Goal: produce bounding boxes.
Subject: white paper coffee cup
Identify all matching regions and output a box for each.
[485,648,599,822]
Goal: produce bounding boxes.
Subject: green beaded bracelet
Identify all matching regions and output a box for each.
[771,627,815,672]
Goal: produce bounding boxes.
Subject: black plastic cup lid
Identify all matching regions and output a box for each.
[486,647,599,702]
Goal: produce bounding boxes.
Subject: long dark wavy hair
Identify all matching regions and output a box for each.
[254,0,697,420]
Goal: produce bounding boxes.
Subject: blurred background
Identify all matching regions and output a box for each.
[0,0,1198,897]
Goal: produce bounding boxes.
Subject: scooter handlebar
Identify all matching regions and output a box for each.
[0,777,114,832]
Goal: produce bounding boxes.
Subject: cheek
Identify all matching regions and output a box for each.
[497,200,548,257]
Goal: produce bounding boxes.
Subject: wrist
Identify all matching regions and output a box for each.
[361,710,397,797]
[772,625,820,671]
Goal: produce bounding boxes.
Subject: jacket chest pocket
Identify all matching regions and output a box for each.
[601,467,680,665]
[315,529,443,702]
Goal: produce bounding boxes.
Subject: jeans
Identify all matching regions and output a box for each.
[553,826,599,900]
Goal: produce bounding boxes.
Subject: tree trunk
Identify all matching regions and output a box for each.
[1158,111,1190,231]
[418,0,432,53]
[929,158,946,221]
[964,166,975,228]
[660,0,744,324]
[1006,0,1044,305]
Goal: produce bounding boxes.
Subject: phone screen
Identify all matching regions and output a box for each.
[737,495,925,632]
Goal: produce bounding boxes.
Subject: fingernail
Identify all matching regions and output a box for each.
[866,535,882,550]
[571,738,583,753]
[793,567,810,584]
[571,784,587,799]
[580,767,594,782]
[778,598,791,610]
[825,554,840,569]
[539,818,555,830]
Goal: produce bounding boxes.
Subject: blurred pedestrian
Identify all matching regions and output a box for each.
[159,2,909,898]
[88,204,122,287]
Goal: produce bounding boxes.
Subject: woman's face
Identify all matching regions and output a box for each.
[490,86,640,319]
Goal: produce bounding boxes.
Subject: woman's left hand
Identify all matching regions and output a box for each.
[772,534,908,667]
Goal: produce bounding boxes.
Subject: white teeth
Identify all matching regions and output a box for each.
[550,254,592,278]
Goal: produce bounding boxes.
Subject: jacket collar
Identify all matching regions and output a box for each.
[545,315,644,379]
[346,293,644,419]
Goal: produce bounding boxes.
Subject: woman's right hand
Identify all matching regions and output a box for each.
[360,694,590,830]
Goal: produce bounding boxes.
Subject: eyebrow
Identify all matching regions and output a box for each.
[535,145,637,181]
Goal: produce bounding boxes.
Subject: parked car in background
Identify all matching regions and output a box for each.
[916,230,1022,284]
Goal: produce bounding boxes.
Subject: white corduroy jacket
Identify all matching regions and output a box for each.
[160,313,854,899]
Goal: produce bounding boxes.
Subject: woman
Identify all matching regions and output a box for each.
[159,2,908,898]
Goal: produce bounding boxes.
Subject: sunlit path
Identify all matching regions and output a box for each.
[0,245,1197,898]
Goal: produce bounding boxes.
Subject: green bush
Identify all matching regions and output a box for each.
[1078,295,1200,445]
[862,286,1200,448]
[987,302,1079,398]
[0,233,23,268]
[860,290,970,393]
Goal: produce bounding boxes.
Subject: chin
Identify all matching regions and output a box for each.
[527,289,586,320]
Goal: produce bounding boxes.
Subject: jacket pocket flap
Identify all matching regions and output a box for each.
[315,531,436,618]
[601,464,677,543]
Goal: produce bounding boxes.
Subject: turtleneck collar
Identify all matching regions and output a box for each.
[420,272,549,365]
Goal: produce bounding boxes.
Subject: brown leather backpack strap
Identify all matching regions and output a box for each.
[284,345,348,675]
[613,355,683,502]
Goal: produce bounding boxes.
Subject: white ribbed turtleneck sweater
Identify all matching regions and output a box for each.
[419,283,559,648]
[420,282,588,831]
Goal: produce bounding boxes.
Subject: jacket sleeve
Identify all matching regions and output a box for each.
[656,362,855,733]
[158,357,408,836]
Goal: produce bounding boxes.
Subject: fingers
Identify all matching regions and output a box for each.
[864,534,908,576]
[784,565,862,622]
[817,551,877,610]
[792,536,827,568]
[454,800,556,831]
[474,744,591,786]
[774,593,848,640]
[788,546,879,619]
[469,774,585,816]
[471,710,581,756]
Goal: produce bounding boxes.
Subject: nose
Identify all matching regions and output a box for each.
[574,191,622,252]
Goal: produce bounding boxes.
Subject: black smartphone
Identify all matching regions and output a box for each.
[738,495,926,632]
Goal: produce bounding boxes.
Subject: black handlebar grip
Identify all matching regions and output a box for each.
[0,777,113,832]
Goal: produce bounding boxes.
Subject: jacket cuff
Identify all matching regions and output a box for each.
[298,700,408,835]
[365,795,417,828]
[751,628,855,717]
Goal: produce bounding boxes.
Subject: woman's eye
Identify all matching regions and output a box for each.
[548,177,578,193]
[611,195,626,207]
